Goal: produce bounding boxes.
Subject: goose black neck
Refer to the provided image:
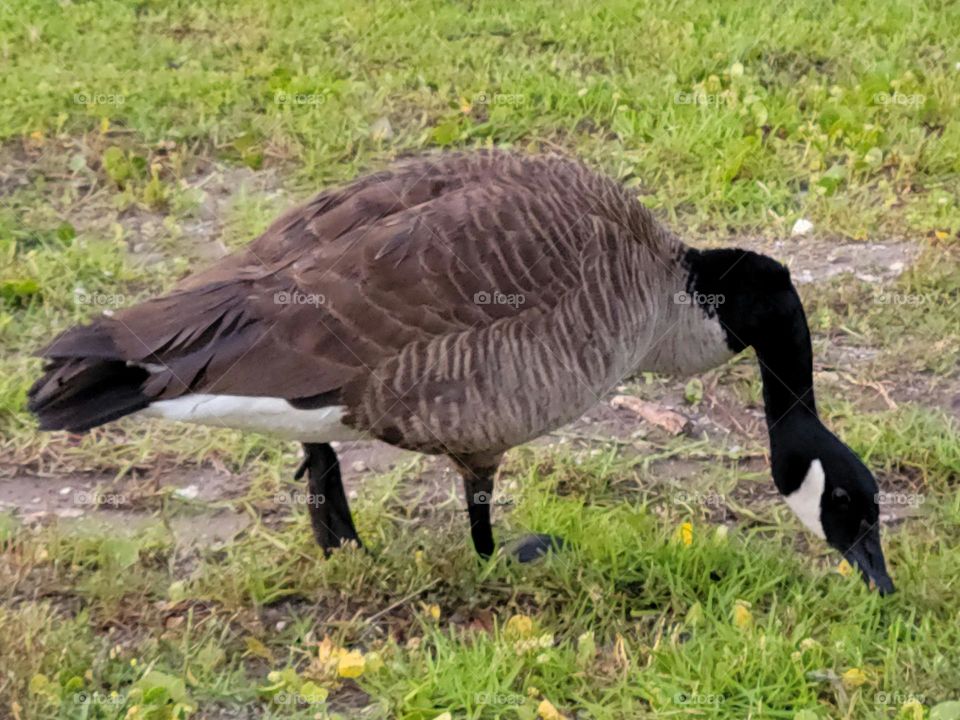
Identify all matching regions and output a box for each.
[683,247,819,430]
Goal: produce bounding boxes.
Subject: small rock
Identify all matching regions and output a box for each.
[53,508,85,519]
[350,460,368,473]
[791,218,814,237]
[174,485,200,500]
[59,487,72,495]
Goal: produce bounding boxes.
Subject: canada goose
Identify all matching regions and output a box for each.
[28,150,894,594]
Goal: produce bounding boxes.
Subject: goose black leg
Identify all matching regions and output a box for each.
[459,457,497,559]
[455,454,564,562]
[294,442,362,554]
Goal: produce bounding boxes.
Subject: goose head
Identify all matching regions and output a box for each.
[773,418,895,595]
[684,247,894,594]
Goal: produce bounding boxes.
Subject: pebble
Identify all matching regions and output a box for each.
[174,485,200,500]
[791,218,814,236]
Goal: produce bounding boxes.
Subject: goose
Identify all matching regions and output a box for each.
[28,149,894,594]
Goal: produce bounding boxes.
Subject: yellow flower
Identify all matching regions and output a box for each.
[836,559,854,577]
[900,698,924,720]
[675,522,694,546]
[538,698,566,720]
[732,600,753,630]
[841,667,868,689]
[337,651,365,678]
[316,636,336,665]
[426,604,441,621]
[505,614,535,639]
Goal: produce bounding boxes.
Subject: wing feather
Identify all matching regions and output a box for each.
[36,152,649,414]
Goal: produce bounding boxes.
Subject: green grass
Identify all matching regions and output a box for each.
[4,442,960,719]
[1,0,960,718]
[2,0,960,235]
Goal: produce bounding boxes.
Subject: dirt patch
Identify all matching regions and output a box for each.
[0,463,245,512]
[0,468,251,552]
[727,236,919,284]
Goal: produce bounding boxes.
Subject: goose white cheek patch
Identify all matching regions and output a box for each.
[784,459,826,539]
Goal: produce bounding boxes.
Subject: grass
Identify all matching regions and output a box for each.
[1,0,959,718]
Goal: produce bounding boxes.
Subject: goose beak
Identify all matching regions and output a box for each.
[843,522,895,596]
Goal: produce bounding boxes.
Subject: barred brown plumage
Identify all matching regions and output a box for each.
[30,150,698,450]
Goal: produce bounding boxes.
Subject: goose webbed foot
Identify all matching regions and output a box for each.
[454,453,566,563]
[295,442,362,555]
[504,533,566,563]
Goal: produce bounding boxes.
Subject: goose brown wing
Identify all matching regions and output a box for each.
[39,168,613,406]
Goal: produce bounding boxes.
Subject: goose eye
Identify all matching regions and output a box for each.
[832,487,850,504]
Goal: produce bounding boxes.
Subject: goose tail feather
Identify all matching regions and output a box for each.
[27,324,150,433]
